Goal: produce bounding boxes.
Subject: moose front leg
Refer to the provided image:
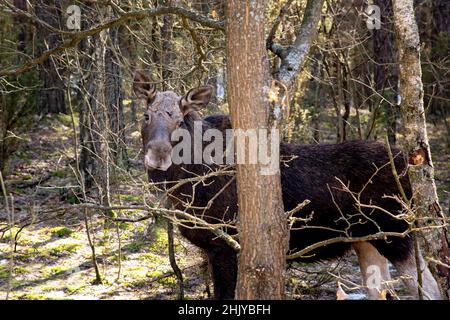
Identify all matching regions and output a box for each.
[207,246,238,300]
[353,241,394,299]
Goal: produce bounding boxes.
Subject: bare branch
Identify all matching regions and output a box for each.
[274,0,324,89]
[385,136,409,202]
[286,231,410,260]
[0,6,224,77]
[266,0,295,58]
[78,203,242,253]
[181,17,208,73]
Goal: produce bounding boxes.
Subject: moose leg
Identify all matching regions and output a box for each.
[207,246,238,300]
[390,246,441,300]
[352,241,393,299]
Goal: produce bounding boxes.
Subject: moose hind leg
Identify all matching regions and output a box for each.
[372,236,442,300]
[390,245,442,300]
[352,241,393,299]
[207,246,238,300]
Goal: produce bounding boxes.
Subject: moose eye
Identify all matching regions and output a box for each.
[144,113,150,121]
[166,111,173,117]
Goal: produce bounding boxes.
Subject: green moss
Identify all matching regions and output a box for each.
[47,243,81,257]
[96,239,107,246]
[13,172,32,180]
[123,239,146,253]
[118,222,131,230]
[70,232,82,240]
[14,249,38,262]
[1,227,20,241]
[125,278,147,289]
[67,194,80,204]
[49,227,73,238]
[17,292,72,300]
[18,292,48,300]
[55,113,78,127]
[139,252,166,264]
[13,266,29,275]
[65,284,88,295]
[40,265,70,278]
[120,194,143,202]
[0,270,10,280]
[110,252,128,262]
[52,169,67,179]
[149,226,168,253]
[157,275,176,286]
[147,270,163,278]
[134,224,147,233]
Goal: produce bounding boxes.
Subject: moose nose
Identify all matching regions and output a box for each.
[144,141,172,171]
[151,142,171,155]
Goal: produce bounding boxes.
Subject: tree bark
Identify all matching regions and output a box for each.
[105,26,128,168]
[79,32,109,199]
[160,0,174,89]
[392,0,450,297]
[428,0,450,132]
[77,12,110,211]
[226,0,288,300]
[275,0,324,89]
[167,219,184,300]
[13,0,27,53]
[373,0,398,145]
[35,0,66,114]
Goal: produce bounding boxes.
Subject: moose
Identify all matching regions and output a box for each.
[133,71,441,300]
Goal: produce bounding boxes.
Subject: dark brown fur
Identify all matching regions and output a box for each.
[147,113,412,300]
[133,72,413,299]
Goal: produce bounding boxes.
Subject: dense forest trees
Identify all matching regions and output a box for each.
[0,0,449,300]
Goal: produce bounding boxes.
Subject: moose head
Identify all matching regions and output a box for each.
[133,71,213,171]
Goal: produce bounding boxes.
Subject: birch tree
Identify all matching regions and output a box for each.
[392,0,450,297]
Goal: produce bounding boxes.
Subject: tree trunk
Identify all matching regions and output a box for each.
[0,0,29,175]
[78,25,111,211]
[160,4,174,90]
[13,0,27,53]
[35,0,66,114]
[428,0,450,133]
[159,1,184,296]
[373,0,398,145]
[431,0,450,49]
[105,26,128,168]
[392,0,450,297]
[226,0,288,299]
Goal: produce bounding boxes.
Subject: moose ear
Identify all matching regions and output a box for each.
[180,85,213,115]
[133,71,157,102]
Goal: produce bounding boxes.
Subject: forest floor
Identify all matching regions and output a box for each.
[0,113,448,300]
